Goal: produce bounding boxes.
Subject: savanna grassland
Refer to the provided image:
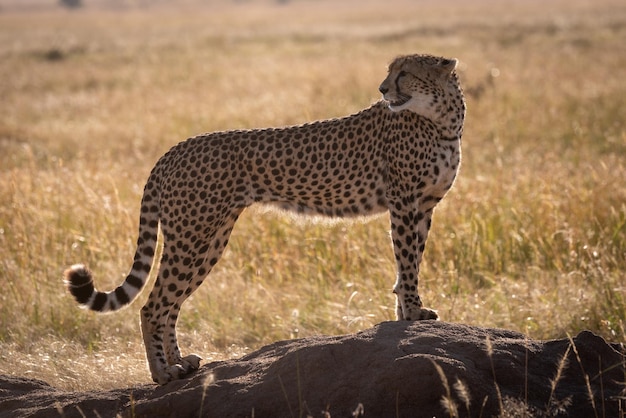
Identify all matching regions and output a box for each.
[0,0,624,391]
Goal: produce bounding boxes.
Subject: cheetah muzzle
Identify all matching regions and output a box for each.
[65,53,466,384]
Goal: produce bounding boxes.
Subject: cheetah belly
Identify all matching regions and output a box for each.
[263,171,390,218]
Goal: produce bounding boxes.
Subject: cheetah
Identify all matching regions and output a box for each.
[65,53,466,384]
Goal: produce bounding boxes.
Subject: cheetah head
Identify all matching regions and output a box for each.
[379,54,459,119]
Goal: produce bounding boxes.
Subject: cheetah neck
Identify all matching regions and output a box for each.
[381,82,466,141]
[436,85,466,141]
[409,74,465,141]
[438,77,466,139]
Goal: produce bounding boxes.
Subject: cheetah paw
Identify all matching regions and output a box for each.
[152,365,186,385]
[152,354,203,385]
[180,354,202,372]
[403,307,439,321]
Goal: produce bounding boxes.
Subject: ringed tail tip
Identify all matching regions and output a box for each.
[65,263,95,305]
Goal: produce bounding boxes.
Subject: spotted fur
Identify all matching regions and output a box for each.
[65,53,465,384]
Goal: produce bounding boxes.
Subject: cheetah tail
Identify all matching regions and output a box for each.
[64,220,157,312]
[65,174,160,313]
[64,262,149,313]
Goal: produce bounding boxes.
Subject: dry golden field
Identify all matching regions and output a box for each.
[0,0,624,390]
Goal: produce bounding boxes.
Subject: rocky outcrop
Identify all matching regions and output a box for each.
[1,321,624,417]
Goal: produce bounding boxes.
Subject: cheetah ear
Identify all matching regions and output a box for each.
[438,58,458,75]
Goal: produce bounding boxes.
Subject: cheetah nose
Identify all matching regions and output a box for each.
[379,85,388,95]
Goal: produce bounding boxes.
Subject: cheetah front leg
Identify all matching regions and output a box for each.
[389,202,439,321]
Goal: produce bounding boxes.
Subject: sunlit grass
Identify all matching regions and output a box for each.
[0,0,624,390]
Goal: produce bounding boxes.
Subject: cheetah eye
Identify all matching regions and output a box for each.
[398,70,408,77]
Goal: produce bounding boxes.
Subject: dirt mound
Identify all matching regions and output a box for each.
[1,321,624,417]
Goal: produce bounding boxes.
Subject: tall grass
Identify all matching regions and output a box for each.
[0,0,624,390]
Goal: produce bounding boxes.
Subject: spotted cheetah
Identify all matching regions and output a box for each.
[65,53,465,384]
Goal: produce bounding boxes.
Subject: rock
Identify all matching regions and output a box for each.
[0,321,624,417]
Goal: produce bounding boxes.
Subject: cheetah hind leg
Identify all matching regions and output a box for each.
[140,272,203,384]
[163,302,202,376]
[140,303,203,384]
[146,218,239,384]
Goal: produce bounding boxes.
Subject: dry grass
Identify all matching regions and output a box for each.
[0,0,624,391]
